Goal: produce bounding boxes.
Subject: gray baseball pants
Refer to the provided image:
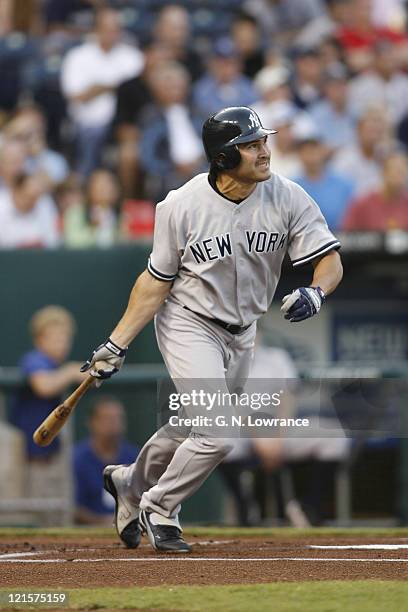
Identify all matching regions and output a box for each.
[123,298,256,518]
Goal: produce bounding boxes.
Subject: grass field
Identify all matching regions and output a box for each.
[2,525,408,538]
[1,527,408,611]
[1,582,408,612]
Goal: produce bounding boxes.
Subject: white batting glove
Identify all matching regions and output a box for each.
[281,286,325,322]
[80,338,127,386]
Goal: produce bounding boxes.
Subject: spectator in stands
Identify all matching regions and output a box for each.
[9,306,83,514]
[63,168,120,248]
[0,173,60,248]
[4,105,69,188]
[114,42,172,198]
[60,7,143,178]
[0,2,37,115]
[335,0,408,73]
[231,13,266,78]
[371,0,407,30]
[253,69,319,178]
[260,102,303,178]
[309,62,355,151]
[141,62,204,201]
[295,0,352,49]
[293,134,355,230]
[348,40,408,128]
[23,26,74,152]
[290,46,323,110]
[73,396,138,525]
[0,139,26,192]
[192,37,258,118]
[253,64,294,124]
[243,0,326,45]
[152,4,203,82]
[55,175,83,216]
[331,108,391,198]
[342,150,408,230]
[317,36,346,71]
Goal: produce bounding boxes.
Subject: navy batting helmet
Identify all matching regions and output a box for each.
[202,106,277,171]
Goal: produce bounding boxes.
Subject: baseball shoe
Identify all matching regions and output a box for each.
[103,464,141,549]
[139,510,192,553]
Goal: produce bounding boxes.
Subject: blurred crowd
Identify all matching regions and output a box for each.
[1,0,408,249]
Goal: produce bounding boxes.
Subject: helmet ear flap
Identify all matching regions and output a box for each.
[215,146,241,170]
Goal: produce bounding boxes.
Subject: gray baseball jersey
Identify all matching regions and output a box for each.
[148,172,340,326]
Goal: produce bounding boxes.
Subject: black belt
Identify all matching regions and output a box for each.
[183,305,251,335]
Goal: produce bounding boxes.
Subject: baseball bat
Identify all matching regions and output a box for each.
[33,376,95,447]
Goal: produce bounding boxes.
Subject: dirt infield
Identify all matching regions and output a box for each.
[2,534,408,587]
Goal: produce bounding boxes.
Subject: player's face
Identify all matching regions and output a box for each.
[234,137,271,183]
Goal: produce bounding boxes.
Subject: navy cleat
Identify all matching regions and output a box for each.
[139,510,192,553]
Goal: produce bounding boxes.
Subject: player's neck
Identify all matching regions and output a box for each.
[216,173,256,203]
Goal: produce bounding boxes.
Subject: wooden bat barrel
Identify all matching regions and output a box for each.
[33,376,95,447]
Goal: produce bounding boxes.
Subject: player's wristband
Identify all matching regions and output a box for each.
[105,338,128,357]
[312,286,326,304]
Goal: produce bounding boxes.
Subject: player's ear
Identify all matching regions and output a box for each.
[215,153,227,169]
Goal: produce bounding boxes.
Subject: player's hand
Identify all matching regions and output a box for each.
[280,287,325,322]
[80,338,127,386]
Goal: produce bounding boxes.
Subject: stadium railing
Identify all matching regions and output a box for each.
[0,363,407,526]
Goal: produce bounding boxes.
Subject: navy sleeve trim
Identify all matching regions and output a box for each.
[292,240,341,268]
[147,257,177,281]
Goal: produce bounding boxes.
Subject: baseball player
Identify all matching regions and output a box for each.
[81,106,343,552]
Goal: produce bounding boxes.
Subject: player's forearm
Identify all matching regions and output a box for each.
[110,269,172,347]
[311,250,343,296]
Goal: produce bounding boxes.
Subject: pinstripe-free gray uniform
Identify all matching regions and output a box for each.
[122,171,340,519]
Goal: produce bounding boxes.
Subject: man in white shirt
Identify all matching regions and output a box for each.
[61,7,143,177]
[0,174,59,249]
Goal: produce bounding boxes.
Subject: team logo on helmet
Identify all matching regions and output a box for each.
[249,112,261,129]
